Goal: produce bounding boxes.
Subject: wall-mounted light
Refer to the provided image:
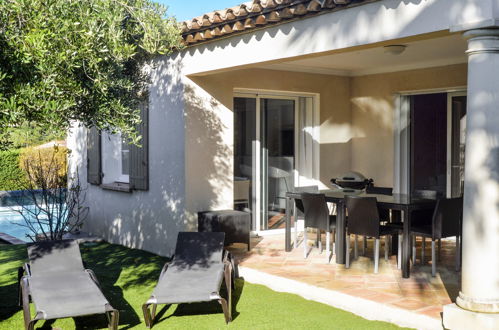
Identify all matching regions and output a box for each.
[383,44,407,55]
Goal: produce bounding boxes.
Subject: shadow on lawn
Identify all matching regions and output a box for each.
[0,282,21,322]
[37,242,166,329]
[153,277,246,326]
[0,245,27,322]
[77,242,166,329]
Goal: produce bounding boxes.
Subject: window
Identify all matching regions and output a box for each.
[120,137,130,182]
[101,132,129,185]
[87,100,149,191]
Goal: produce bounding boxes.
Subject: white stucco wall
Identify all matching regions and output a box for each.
[183,78,234,225]
[69,56,187,256]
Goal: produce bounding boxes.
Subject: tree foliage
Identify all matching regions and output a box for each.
[0,121,65,150]
[0,149,29,191]
[0,0,183,143]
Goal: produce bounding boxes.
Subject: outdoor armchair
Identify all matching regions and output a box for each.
[18,239,119,330]
[142,232,233,328]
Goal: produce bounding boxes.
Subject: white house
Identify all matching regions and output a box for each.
[68,0,499,327]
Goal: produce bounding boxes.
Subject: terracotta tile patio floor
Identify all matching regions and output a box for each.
[228,233,461,321]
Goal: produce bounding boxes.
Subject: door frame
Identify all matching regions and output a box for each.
[234,89,320,234]
[446,91,467,197]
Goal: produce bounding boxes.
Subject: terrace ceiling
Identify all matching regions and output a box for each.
[257,33,468,77]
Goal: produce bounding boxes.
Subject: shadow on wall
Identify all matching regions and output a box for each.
[67,122,88,185]
[187,1,431,57]
[318,138,392,188]
[319,140,351,188]
[82,54,188,257]
[86,56,233,255]
[183,82,232,218]
[351,96,393,134]
[184,0,480,69]
[465,143,499,238]
[281,0,424,51]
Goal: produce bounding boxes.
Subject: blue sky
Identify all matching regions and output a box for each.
[158,0,239,22]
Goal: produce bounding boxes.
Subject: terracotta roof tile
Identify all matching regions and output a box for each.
[182,0,379,46]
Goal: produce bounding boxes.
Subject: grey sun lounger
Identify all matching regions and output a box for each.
[142,232,233,328]
[18,240,119,330]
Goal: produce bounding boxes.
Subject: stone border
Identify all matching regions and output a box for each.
[0,232,26,245]
[239,266,443,330]
[0,231,104,245]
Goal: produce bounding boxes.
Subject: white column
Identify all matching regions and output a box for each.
[444,28,499,329]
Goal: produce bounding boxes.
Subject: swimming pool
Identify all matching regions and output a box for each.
[0,209,34,241]
[0,190,65,242]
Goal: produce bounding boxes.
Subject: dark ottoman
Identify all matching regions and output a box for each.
[198,210,251,251]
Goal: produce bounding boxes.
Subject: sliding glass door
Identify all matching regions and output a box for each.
[261,98,295,230]
[410,93,448,196]
[234,97,256,218]
[408,91,467,198]
[234,93,317,232]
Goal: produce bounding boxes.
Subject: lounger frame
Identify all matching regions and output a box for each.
[142,250,234,328]
[18,251,119,330]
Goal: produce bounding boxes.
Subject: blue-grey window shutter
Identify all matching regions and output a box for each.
[130,101,149,190]
[87,126,102,185]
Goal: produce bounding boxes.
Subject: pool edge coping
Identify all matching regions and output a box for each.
[0,232,26,245]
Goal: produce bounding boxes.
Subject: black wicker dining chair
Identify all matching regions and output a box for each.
[364,185,393,254]
[301,193,336,262]
[409,197,463,277]
[345,196,400,273]
[293,186,319,249]
[409,190,444,263]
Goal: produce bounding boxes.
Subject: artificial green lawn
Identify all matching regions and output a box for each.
[0,242,407,329]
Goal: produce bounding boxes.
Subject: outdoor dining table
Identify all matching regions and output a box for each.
[285,189,437,278]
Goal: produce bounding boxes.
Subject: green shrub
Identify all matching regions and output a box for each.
[0,149,29,191]
[19,146,68,189]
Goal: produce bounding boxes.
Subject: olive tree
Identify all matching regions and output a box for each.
[0,0,183,142]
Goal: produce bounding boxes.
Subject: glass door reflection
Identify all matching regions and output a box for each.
[234,97,256,228]
[260,98,295,230]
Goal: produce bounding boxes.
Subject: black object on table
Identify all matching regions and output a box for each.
[198,210,251,251]
[285,190,437,278]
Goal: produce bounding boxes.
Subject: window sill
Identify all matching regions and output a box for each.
[100,182,132,193]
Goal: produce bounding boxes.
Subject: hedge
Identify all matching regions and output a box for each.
[0,149,29,191]
[19,146,68,189]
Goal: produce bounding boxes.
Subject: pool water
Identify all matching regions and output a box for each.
[0,190,66,242]
[0,207,59,242]
[0,209,34,241]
